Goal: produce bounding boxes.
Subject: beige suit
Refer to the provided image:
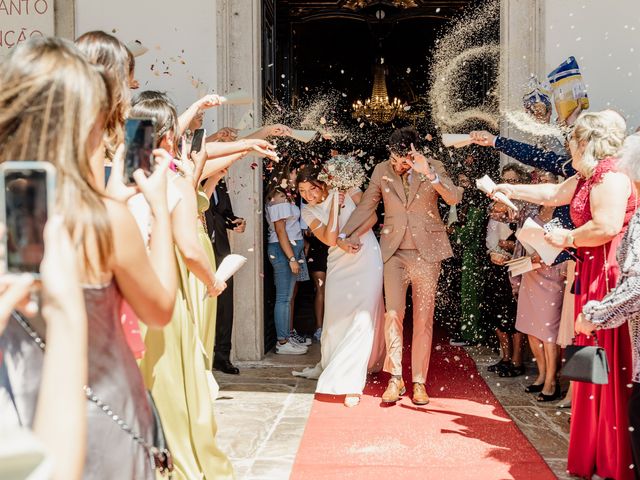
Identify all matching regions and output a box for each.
[343,159,462,383]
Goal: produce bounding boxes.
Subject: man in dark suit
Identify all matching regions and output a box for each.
[205,179,246,374]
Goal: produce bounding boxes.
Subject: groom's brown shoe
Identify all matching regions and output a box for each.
[412,383,430,405]
[382,378,406,403]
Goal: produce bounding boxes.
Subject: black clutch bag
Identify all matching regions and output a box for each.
[561,339,609,384]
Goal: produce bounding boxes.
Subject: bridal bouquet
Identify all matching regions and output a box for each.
[317,155,366,192]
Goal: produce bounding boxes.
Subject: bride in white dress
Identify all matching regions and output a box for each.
[294,166,385,407]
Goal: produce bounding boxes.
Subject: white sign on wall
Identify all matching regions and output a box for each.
[0,0,55,57]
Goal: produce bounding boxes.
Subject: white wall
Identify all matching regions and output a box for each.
[545,0,640,128]
[75,0,220,132]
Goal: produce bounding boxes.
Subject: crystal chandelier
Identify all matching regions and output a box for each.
[352,62,407,124]
[344,0,418,9]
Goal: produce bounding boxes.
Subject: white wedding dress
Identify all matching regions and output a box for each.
[296,189,385,395]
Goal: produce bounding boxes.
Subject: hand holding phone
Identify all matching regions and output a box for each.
[0,162,56,276]
[124,118,156,185]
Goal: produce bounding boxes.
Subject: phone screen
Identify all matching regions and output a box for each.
[5,169,49,273]
[191,128,206,154]
[124,118,155,184]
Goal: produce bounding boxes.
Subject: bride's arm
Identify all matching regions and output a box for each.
[303,196,340,247]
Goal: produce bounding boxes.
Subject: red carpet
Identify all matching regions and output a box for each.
[291,326,557,480]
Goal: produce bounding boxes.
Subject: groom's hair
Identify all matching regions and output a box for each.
[388,127,420,156]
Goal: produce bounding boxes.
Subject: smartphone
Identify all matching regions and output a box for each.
[124,118,156,185]
[0,162,56,276]
[191,128,206,154]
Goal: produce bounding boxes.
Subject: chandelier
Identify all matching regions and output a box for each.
[344,0,418,9]
[352,62,407,124]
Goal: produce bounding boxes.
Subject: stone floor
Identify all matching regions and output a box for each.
[214,343,572,480]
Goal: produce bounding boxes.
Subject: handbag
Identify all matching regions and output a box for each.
[12,312,174,477]
[560,244,612,384]
[560,337,609,384]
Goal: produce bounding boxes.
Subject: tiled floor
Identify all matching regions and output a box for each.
[214,343,571,480]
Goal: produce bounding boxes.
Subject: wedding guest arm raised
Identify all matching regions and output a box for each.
[178,94,222,136]
[469,130,576,177]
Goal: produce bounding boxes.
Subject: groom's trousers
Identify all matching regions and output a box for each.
[383,249,441,384]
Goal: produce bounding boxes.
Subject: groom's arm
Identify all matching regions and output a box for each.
[430,159,463,206]
[341,165,383,237]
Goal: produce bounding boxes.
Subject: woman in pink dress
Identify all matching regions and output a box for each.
[494,110,636,479]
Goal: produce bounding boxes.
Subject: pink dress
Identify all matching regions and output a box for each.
[568,157,636,479]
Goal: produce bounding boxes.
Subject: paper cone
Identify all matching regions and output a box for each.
[126,40,148,57]
[215,254,248,282]
[442,133,473,148]
[290,129,317,143]
[476,175,519,212]
[220,90,253,105]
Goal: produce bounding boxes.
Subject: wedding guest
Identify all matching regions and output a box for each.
[0,37,177,479]
[75,31,131,161]
[205,176,246,375]
[131,94,235,480]
[0,218,87,480]
[514,171,567,401]
[576,133,640,478]
[484,164,528,377]
[305,225,328,343]
[494,110,635,480]
[265,162,309,355]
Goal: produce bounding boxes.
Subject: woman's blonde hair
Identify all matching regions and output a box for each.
[0,37,112,278]
[572,110,627,177]
[76,31,131,161]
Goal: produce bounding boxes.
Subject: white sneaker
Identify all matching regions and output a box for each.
[276,341,308,355]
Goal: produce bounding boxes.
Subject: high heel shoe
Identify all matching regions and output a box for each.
[524,383,544,393]
[537,384,561,402]
[497,363,524,377]
[487,359,510,373]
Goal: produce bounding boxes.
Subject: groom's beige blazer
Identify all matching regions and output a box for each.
[342,159,462,263]
[341,158,462,383]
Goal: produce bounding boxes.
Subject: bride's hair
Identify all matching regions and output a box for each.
[295,163,325,189]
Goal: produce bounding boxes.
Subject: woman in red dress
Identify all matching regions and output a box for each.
[494,110,636,479]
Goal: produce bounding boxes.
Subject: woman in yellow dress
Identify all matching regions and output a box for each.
[132,95,234,480]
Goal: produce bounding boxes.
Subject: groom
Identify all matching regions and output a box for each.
[340,127,463,405]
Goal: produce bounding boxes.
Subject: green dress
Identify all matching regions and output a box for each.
[139,188,232,480]
[457,206,486,343]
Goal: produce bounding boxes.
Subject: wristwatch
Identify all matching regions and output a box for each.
[288,256,296,262]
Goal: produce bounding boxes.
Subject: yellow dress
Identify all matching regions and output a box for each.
[189,189,218,371]
[139,189,233,480]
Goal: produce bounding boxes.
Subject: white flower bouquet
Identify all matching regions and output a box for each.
[317,155,366,192]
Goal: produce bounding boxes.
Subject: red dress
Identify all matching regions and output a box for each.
[568,157,636,479]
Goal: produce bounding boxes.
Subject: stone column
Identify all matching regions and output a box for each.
[55,0,75,38]
[216,0,264,361]
[500,0,545,149]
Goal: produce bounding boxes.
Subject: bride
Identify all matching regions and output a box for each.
[294,163,385,407]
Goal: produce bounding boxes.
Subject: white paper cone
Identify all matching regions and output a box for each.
[126,40,148,57]
[290,129,317,143]
[442,133,473,148]
[476,175,519,212]
[220,90,253,105]
[214,254,248,282]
